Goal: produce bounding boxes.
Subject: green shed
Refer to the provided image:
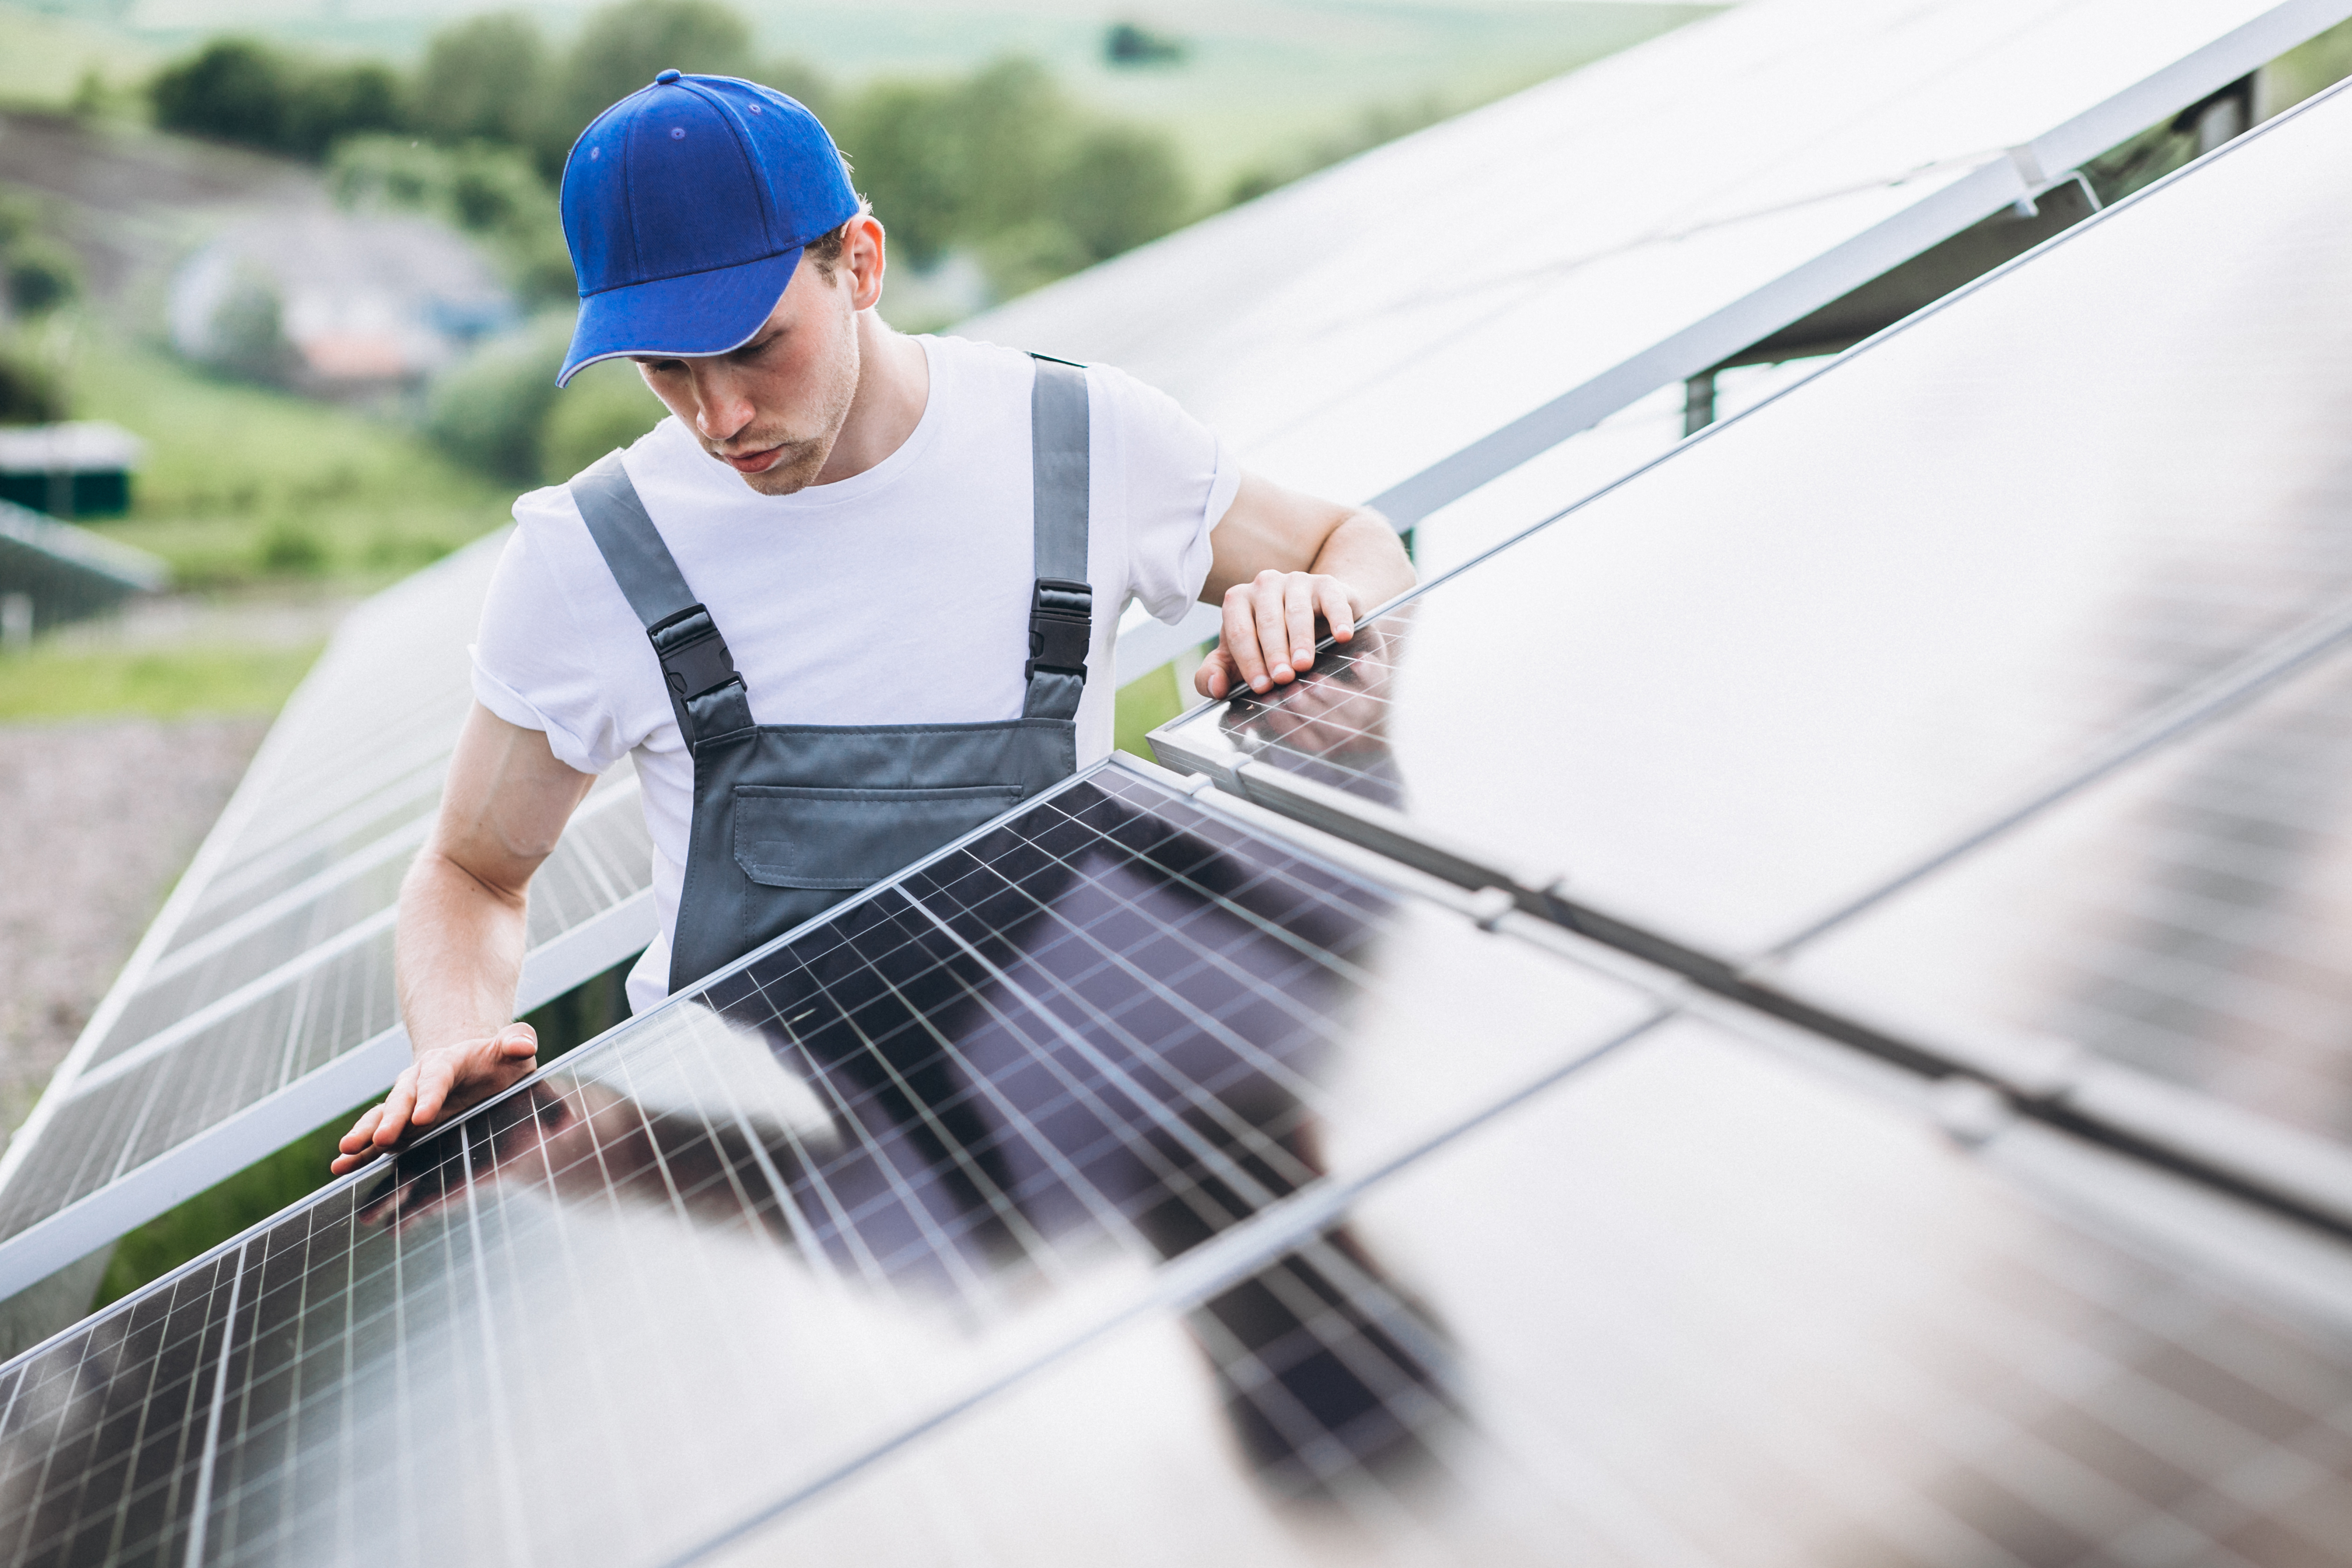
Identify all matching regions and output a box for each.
[0,421,145,518]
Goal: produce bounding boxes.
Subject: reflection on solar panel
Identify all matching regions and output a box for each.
[0,536,657,1301]
[1151,77,2352,1227]
[753,1015,2352,1566]
[2,763,2345,1566]
[0,761,1669,1566]
[972,0,2350,529]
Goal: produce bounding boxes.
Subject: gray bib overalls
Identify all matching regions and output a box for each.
[568,355,1095,995]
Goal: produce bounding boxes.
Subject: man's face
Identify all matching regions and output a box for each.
[630,241,865,496]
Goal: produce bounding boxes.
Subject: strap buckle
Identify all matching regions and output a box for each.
[647,604,741,702]
[1025,576,1092,682]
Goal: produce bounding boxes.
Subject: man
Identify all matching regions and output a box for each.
[333,70,1413,1175]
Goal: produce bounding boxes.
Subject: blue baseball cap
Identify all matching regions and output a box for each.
[556,70,860,386]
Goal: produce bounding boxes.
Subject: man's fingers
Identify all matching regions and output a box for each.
[374,1069,418,1149]
[331,1105,387,1173]
[497,1022,539,1059]
[1194,647,1234,699]
[338,1105,383,1156]
[1252,572,1294,686]
[1316,578,1357,644]
[1283,575,1318,671]
[411,1055,458,1127]
[1222,588,1271,693]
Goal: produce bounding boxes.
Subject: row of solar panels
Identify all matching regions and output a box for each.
[0,0,2335,1313]
[2,26,2351,1566]
[0,539,660,1302]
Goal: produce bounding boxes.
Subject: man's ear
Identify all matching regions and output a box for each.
[846,215,887,311]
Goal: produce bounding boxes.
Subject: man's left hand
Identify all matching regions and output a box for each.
[1196,569,1361,699]
[1192,474,1413,701]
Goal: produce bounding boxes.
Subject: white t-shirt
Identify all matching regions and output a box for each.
[472,332,1239,1013]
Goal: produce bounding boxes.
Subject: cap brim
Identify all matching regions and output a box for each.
[557,246,803,385]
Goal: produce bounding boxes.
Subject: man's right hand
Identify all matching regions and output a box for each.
[330,1023,540,1175]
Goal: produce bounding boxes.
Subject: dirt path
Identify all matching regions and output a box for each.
[0,716,265,1136]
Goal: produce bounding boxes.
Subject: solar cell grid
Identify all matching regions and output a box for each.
[140,532,502,941]
[0,1251,238,1566]
[733,1015,2352,1568]
[0,761,1666,1567]
[164,765,451,953]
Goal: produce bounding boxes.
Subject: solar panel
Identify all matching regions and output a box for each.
[728,1011,2352,1568]
[971,0,2351,539]
[0,535,657,1304]
[1152,75,2352,970]
[0,500,166,633]
[1778,631,2352,1153]
[0,759,1673,1567]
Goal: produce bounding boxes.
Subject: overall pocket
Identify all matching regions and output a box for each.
[731,784,1026,889]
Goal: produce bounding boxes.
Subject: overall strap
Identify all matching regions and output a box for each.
[570,451,754,747]
[1024,354,1092,722]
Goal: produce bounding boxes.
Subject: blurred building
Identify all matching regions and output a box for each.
[168,211,513,396]
[0,420,143,519]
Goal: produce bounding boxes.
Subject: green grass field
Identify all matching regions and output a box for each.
[66,329,515,589]
[0,639,319,720]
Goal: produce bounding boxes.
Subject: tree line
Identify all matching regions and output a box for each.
[150,0,1193,305]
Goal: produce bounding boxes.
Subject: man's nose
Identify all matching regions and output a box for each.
[693,376,756,443]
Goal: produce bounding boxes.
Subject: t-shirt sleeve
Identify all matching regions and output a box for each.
[1088,363,1239,626]
[470,485,661,777]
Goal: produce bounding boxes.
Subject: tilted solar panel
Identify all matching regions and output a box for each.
[1057,0,2352,672]
[0,536,657,1305]
[1149,74,2352,1230]
[971,0,2352,531]
[0,759,1669,1566]
[1154,77,2352,965]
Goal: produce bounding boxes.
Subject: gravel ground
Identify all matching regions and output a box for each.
[0,717,265,1137]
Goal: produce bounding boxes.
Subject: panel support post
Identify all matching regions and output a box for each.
[1683,370,1717,438]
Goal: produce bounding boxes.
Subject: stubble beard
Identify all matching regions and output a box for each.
[733,308,861,497]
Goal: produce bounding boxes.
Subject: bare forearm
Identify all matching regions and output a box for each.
[394,848,529,1058]
[1309,507,1415,609]
[338,706,591,1173]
